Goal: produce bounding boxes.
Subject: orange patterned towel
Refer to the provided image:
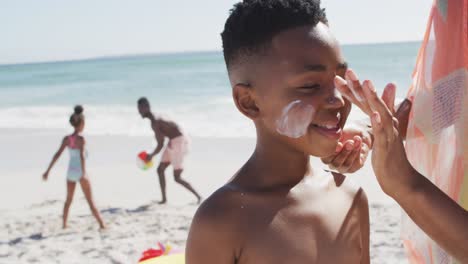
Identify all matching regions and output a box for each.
[402,0,468,263]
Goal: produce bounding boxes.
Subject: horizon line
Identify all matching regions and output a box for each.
[0,40,421,67]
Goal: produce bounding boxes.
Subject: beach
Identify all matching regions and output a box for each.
[0,129,407,264]
[0,44,420,263]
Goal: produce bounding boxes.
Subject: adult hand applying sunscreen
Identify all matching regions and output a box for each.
[338,76,468,262]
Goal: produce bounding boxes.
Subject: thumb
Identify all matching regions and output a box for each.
[395,99,412,139]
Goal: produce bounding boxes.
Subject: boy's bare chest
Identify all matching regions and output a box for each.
[234,190,362,264]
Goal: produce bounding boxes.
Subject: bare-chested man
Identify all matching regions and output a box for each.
[137,97,201,204]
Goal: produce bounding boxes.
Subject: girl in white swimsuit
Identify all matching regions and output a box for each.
[43,105,105,229]
[66,134,86,182]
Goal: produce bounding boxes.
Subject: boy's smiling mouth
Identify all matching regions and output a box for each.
[310,113,343,139]
[276,100,345,140]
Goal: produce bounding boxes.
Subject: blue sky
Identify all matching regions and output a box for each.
[0,0,433,64]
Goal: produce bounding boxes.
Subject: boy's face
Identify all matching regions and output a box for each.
[251,23,350,157]
[138,103,150,118]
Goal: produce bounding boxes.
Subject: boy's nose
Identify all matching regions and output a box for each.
[324,81,345,109]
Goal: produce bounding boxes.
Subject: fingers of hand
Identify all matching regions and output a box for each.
[361,130,373,149]
[341,138,363,173]
[395,99,412,138]
[362,80,395,138]
[335,76,372,115]
[359,140,370,162]
[392,117,399,129]
[336,142,344,152]
[396,99,412,119]
[346,136,369,173]
[335,76,356,103]
[329,140,355,171]
[382,83,397,114]
[353,136,362,149]
[321,142,344,165]
[343,146,362,173]
[370,112,387,149]
[345,69,366,103]
[321,155,334,165]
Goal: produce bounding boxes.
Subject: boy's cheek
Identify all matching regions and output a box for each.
[257,99,287,124]
[262,114,287,134]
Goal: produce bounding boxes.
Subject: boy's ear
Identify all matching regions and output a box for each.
[233,83,260,120]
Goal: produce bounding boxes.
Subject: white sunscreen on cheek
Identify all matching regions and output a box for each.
[276,100,316,138]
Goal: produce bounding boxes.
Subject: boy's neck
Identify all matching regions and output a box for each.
[148,112,156,122]
[239,134,316,190]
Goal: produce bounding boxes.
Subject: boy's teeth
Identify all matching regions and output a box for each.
[316,124,337,129]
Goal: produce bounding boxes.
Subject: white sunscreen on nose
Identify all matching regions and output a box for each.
[276,100,316,138]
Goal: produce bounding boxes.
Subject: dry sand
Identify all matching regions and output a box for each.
[0,130,407,263]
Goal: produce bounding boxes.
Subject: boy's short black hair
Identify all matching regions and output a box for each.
[221,0,327,69]
[137,97,150,106]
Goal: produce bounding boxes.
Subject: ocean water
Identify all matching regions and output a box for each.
[0,42,420,138]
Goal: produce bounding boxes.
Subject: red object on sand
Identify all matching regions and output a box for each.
[138,151,148,161]
[138,243,166,262]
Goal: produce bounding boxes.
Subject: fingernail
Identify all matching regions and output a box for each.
[346,69,358,81]
[388,83,396,93]
[346,142,354,150]
[334,76,347,86]
[367,81,376,92]
[355,141,362,149]
[335,144,343,152]
[353,136,362,147]
[347,79,365,102]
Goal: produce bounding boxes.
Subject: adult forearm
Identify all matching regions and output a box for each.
[152,145,163,156]
[395,172,468,262]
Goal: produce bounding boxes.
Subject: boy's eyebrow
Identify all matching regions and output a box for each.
[303,62,348,72]
[304,64,327,72]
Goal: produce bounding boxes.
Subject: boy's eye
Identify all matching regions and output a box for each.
[298,84,320,91]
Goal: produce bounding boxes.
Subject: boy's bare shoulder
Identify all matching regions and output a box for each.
[193,184,245,226]
[187,184,245,259]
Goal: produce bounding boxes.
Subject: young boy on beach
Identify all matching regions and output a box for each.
[186,1,369,263]
[137,97,202,204]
